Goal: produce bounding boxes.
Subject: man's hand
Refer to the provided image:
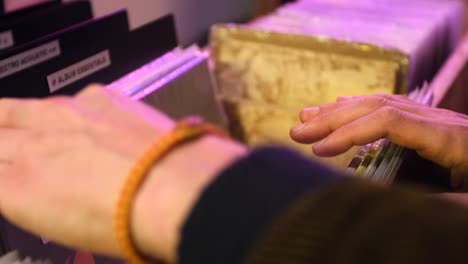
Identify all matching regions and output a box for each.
[290,94,468,186]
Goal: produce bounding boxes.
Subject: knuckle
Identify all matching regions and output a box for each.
[0,98,20,118]
[40,98,73,118]
[375,93,393,100]
[43,98,64,110]
[0,98,20,112]
[86,83,104,91]
[374,94,391,106]
[393,94,408,100]
[19,131,47,154]
[429,127,463,169]
[30,130,47,143]
[377,106,405,124]
[0,98,18,106]
[48,95,71,105]
[78,83,105,97]
[361,95,390,109]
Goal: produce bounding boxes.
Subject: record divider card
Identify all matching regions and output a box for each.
[0,10,177,98]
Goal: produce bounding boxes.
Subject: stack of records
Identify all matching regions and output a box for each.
[252,0,463,90]
[348,83,433,185]
[210,0,463,168]
[107,45,227,128]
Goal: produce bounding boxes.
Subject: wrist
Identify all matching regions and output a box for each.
[131,135,248,262]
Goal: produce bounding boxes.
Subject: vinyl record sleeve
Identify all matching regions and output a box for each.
[0,12,177,98]
[0,1,93,52]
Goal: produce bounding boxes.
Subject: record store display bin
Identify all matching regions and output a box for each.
[0,0,467,262]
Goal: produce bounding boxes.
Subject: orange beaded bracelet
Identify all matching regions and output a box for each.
[114,116,228,264]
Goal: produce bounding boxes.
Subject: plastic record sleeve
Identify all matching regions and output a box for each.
[347,82,433,185]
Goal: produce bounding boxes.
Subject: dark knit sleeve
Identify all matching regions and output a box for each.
[178,147,343,264]
[178,146,468,264]
[248,180,468,264]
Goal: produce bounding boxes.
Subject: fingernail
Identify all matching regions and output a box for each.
[300,107,320,121]
[313,138,327,152]
[315,138,326,147]
[302,107,319,114]
[312,139,327,154]
[292,123,305,132]
[337,96,353,102]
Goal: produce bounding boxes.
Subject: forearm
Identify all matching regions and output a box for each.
[132,135,248,262]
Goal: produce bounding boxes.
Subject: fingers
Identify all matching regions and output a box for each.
[75,83,106,98]
[0,84,110,129]
[337,93,412,104]
[0,84,164,131]
[76,84,165,121]
[0,98,41,127]
[75,84,117,107]
[299,94,428,123]
[292,96,433,144]
[310,107,449,163]
[0,96,86,130]
[292,93,468,173]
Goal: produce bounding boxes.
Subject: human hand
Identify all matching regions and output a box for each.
[290,94,468,186]
[0,85,247,262]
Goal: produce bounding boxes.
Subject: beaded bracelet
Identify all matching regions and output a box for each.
[114,116,228,264]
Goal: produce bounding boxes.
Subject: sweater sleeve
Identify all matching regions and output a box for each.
[178,147,343,264]
[178,146,468,264]
[247,180,468,264]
